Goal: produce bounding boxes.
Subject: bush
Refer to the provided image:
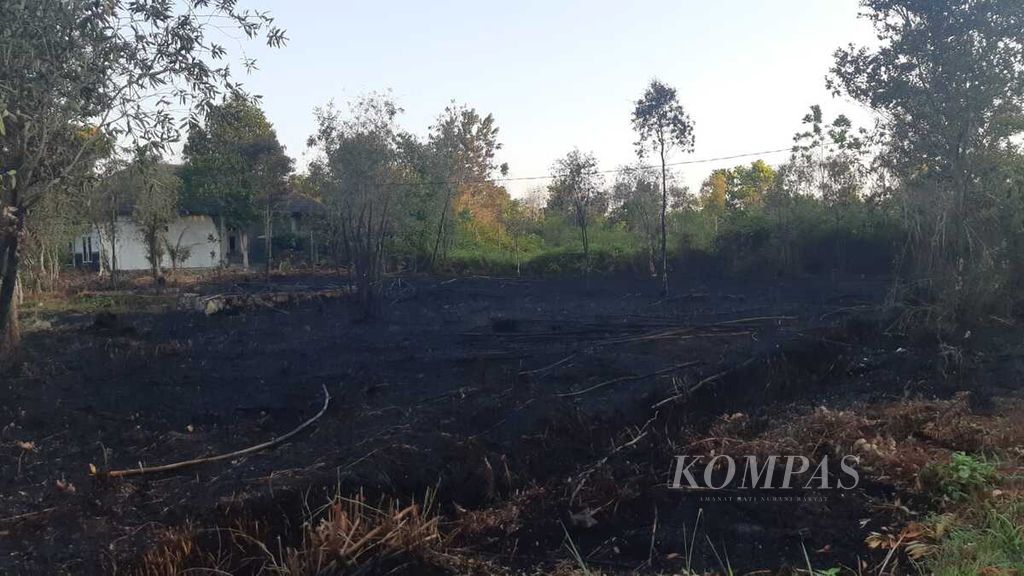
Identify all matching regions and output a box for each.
[923,451,998,502]
[524,246,638,276]
[272,232,308,253]
[676,199,899,279]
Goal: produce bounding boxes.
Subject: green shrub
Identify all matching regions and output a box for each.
[924,452,998,502]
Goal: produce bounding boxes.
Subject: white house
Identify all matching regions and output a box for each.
[73,214,222,271]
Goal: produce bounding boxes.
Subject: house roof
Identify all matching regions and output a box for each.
[281,193,324,215]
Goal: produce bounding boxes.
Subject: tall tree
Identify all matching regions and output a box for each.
[830,0,1024,316]
[426,103,507,267]
[790,106,867,206]
[632,80,695,295]
[501,199,529,277]
[307,94,403,315]
[548,149,606,279]
[0,0,284,359]
[182,96,292,272]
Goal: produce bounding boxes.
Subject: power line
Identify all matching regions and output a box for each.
[390,146,795,187]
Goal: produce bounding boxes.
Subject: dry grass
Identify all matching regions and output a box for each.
[120,488,522,576]
[118,389,1024,575]
[273,492,442,574]
[691,392,1024,491]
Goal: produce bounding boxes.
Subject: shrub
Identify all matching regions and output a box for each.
[923,451,998,502]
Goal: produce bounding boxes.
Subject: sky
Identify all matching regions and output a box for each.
[220,0,879,196]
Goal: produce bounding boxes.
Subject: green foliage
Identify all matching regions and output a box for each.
[547,149,607,276]
[128,158,181,279]
[182,95,292,230]
[308,93,404,312]
[631,80,696,159]
[428,103,506,182]
[610,164,661,269]
[924,502,1024,575]
[925,452,998,502]
[420,103,509,267]
[431,153,896,281]
[698,161,778,212]
[670,174,899,282]
[546,150,607,220]
[632,79,696,292]
[831,0,1024,323]
[0,0,283,345]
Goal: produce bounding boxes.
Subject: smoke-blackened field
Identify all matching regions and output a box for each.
[2,272,1022,574]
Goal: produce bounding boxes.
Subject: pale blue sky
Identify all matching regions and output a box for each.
[226,1,877,195]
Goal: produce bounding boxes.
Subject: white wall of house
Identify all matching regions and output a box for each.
[74,215,221,271]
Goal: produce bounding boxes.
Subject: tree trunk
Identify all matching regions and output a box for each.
[0,210,24,362]
[218,216,227,267]
[580,217,590,280]
[310,229,316,267]
[265,202,273,280]
[96,225,108,276]
[149,233,162,281]
[109,211,119,288]
[430,183,454,268]
[659,138,669,296]
[241,232,250,270]
[514,233,521,277]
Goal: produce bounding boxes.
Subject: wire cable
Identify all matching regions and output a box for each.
[387,146,795,187]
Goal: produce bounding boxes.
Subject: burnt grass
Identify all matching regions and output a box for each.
[0,271,1020,574]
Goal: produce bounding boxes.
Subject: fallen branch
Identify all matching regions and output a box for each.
[91,384,332,479]
[518,353,577,376]
[557,361,700,398]
[650,357,757,409]
[0,506,58,524]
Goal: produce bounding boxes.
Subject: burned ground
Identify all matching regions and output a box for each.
[1,273,1021,574]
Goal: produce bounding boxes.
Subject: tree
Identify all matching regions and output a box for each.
[548,149,606,279]
[611,164,661,274]
[24,128,110,291]
[0,0,284,359]
[182,96,292,272]
[698,161,777,216]
[790,106,867,206]
[830,0,1024,318]
[730,160,777,210]
[699,169,730,231]
[129,159,180,281]
[307,94,403,315]
[246,137,292,279]
[632,80,695,295]
[426,103,507,267]
[501,199,528,276]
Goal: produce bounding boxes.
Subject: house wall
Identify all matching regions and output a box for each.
[73,215,221,271]
[166,215,222,269]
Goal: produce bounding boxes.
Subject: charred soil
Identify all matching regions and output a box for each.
[1,272,1022,574]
